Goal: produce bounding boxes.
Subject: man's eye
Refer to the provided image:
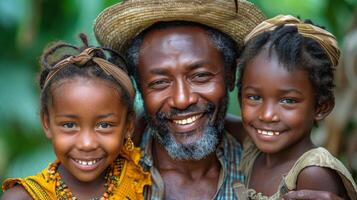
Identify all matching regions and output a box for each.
[149,80,170,89]
[281,98,297,104]
[63,122,76,129]
[192,72,212,82]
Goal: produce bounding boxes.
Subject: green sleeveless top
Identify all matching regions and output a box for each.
[233,138,357,200]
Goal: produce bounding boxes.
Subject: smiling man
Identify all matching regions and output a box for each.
[94,1,264,199]
[128,21,245,200]
[137,25,230,161]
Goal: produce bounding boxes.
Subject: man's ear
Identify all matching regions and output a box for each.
[41,112,52,139]
[227,60,238,92]
[315,99,335,122]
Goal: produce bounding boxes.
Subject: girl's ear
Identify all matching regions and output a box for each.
[125,112,136,139]
[41,112,52,139]
[315,99,335,122]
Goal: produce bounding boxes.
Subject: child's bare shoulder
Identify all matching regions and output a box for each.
[1,185,32,200]
[297,166,347,197]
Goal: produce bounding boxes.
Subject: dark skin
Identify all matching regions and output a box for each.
[2,78,134,200]
[137,26,236,200]
[240,50,348,198]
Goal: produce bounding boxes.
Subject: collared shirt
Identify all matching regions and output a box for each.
[140,128,244,200]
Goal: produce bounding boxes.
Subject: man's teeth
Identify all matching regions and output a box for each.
[173,115,200,125]
[75,159,99,166]
[257,129,280,136]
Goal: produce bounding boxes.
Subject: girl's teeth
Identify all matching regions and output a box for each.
[76,159,98,166]
[257,129,280,136]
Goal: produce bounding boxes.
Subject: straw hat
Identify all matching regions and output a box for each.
[94,0,266,54]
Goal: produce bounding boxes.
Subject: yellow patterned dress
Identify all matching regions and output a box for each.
[233,138,357,200]
[2,147,151,200]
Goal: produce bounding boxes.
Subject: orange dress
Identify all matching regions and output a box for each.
[2,147,151,200]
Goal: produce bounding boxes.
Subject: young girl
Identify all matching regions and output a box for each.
[1,34,151,200]
[234,15,357,200]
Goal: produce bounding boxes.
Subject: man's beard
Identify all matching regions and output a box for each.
[145,95,228,161]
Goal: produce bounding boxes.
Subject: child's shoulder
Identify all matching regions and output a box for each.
[296,165,347,196]
[2,163,56,200]
[1,185,32,200]
[285,147,357,199]
[288,147,352,179]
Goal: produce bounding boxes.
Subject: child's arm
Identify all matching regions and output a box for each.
[295,166,349,199]
[1,186,32,200]
[283,190,344,200]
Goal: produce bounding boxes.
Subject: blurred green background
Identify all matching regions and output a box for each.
[0,0,356,195]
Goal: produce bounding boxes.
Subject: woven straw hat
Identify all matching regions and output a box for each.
[94,0,266,54]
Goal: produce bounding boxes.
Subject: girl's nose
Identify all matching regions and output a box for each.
[76,129,99,151]
[259,102,279,122]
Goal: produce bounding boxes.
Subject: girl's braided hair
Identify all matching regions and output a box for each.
[39,33,134,115]
[237,19,336,107]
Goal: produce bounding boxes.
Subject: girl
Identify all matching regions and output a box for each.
[234,15,357,200]
[2,34,151,200]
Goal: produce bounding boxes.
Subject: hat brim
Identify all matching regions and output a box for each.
[94,0,266,54]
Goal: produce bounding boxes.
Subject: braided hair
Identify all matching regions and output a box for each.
[39,33,134,115]
[237,20,335,107]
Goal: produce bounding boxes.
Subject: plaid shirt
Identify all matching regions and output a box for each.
[139,128,244,200]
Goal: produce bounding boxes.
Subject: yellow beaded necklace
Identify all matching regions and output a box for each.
[47,158,124,200]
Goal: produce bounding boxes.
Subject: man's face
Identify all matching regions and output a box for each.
[138,26,229,160]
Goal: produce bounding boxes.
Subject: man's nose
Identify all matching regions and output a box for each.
[168,80,198,110]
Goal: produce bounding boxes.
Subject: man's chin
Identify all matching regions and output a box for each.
[154,125,220,161]
[171,129,205,145]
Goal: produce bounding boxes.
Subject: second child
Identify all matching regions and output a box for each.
[234,15,357,200]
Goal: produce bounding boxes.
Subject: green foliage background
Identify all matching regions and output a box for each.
[0,0,356,195]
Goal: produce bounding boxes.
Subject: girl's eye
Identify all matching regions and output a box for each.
[247,95,262,101]
[97,122,112,129]
[63,122,76,129]
[281,98,297,104]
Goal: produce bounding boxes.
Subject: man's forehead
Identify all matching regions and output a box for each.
[144,25,208,42]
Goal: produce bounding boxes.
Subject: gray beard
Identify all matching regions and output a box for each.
[150,122,220,160]
[146,95,228,161]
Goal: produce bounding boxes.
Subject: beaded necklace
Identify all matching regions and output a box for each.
[47,158,124,200]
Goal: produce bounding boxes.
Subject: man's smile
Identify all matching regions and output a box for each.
[168,113,207,134]
[172,113,203,125]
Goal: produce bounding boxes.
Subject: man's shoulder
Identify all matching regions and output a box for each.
[221,130,241,151]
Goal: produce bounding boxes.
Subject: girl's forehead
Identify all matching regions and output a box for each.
[50,77,124,107]
[243,50,313,93]
[52,77,119,93]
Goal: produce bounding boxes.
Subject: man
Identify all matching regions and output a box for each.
[93,1,345,199]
